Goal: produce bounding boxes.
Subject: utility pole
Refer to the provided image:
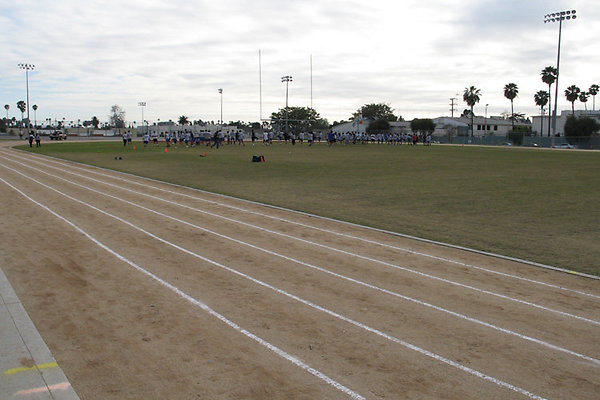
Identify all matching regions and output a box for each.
[450,97,457,118]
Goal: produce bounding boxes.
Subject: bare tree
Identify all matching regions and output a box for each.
[109,105,126,132]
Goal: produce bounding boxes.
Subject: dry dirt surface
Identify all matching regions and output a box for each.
[0,143,598,400]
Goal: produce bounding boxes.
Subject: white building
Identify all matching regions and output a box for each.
[531,110,600,136]
[331,118,411,134]
[441,115,527,137]
[333,115,527,138]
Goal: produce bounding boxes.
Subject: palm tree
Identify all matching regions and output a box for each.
[16,101,26,125]
[534,90,549,137]
[578,92,589,111]
[4,104,8,121]
[503,83,519,131]
[541,66,557,137]
[588,84,599,111]
[16,101,26,138]
[463,86,481,137]
[178,115,189,126]
[564,85,580,116]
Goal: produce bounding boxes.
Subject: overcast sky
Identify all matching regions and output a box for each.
[2,0,598,126]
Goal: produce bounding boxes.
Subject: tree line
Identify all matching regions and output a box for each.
[464,66,599,138]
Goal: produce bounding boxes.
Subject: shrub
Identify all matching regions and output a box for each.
[564,116,600,145]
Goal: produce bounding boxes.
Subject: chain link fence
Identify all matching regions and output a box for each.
[437,135,600,149]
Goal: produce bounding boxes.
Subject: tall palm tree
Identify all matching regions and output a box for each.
[541,66,557,137]
[16,101,26,126]
[16,101,26,137]
[564,85,580,116]
[588,84,599,111]
[578,92,589,111]
[503,83,519,131]
[463,86,481,137]
[534,90,549,137]
[4,104,8,121]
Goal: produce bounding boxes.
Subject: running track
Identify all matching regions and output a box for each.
[1,145,598,399]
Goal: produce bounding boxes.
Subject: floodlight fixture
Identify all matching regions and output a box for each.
[545,9,576,23]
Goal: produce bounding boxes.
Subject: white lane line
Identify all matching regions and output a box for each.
[8,150,599,299]
[0,169,552,400]
[10,150,600,298]
[0,176,366,400]
[4,160,598,366]
[4,154,597,327]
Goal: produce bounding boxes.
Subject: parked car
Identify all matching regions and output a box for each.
[49,130,67,140]
[552,143,574,149]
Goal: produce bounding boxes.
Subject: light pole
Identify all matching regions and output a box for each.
[218,88,223,130]
[138,102,146,135]
[18,63,35,130]
[484,104,489,137]
[544,10,576,137]
[281,75,292,136]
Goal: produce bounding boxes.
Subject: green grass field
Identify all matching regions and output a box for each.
[17,140,600,276]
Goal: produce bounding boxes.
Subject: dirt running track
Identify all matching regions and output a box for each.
[0,143,598,399]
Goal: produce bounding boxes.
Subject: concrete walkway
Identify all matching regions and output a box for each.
[0,267,79,399]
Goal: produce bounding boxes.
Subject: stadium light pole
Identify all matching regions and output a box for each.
[281,75,292,136]
[138,102,146,135]
[544,9,576,137]
[218,88,223,130]
[18,63,35,129]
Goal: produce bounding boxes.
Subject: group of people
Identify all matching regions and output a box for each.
[138,130,246,148]
[260,131,322,146]
[28,131,41,147]
[122,132,133,146]
[123,129,434,149]
[327,132,433,146]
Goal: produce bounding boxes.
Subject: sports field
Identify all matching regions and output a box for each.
[1,141,598,399]
[16,140,600,276]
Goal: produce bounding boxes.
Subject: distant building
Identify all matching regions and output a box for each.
[331,118,411,134]
[531,110,600,136]
[437,115,527,137]
[331,118,367,134]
